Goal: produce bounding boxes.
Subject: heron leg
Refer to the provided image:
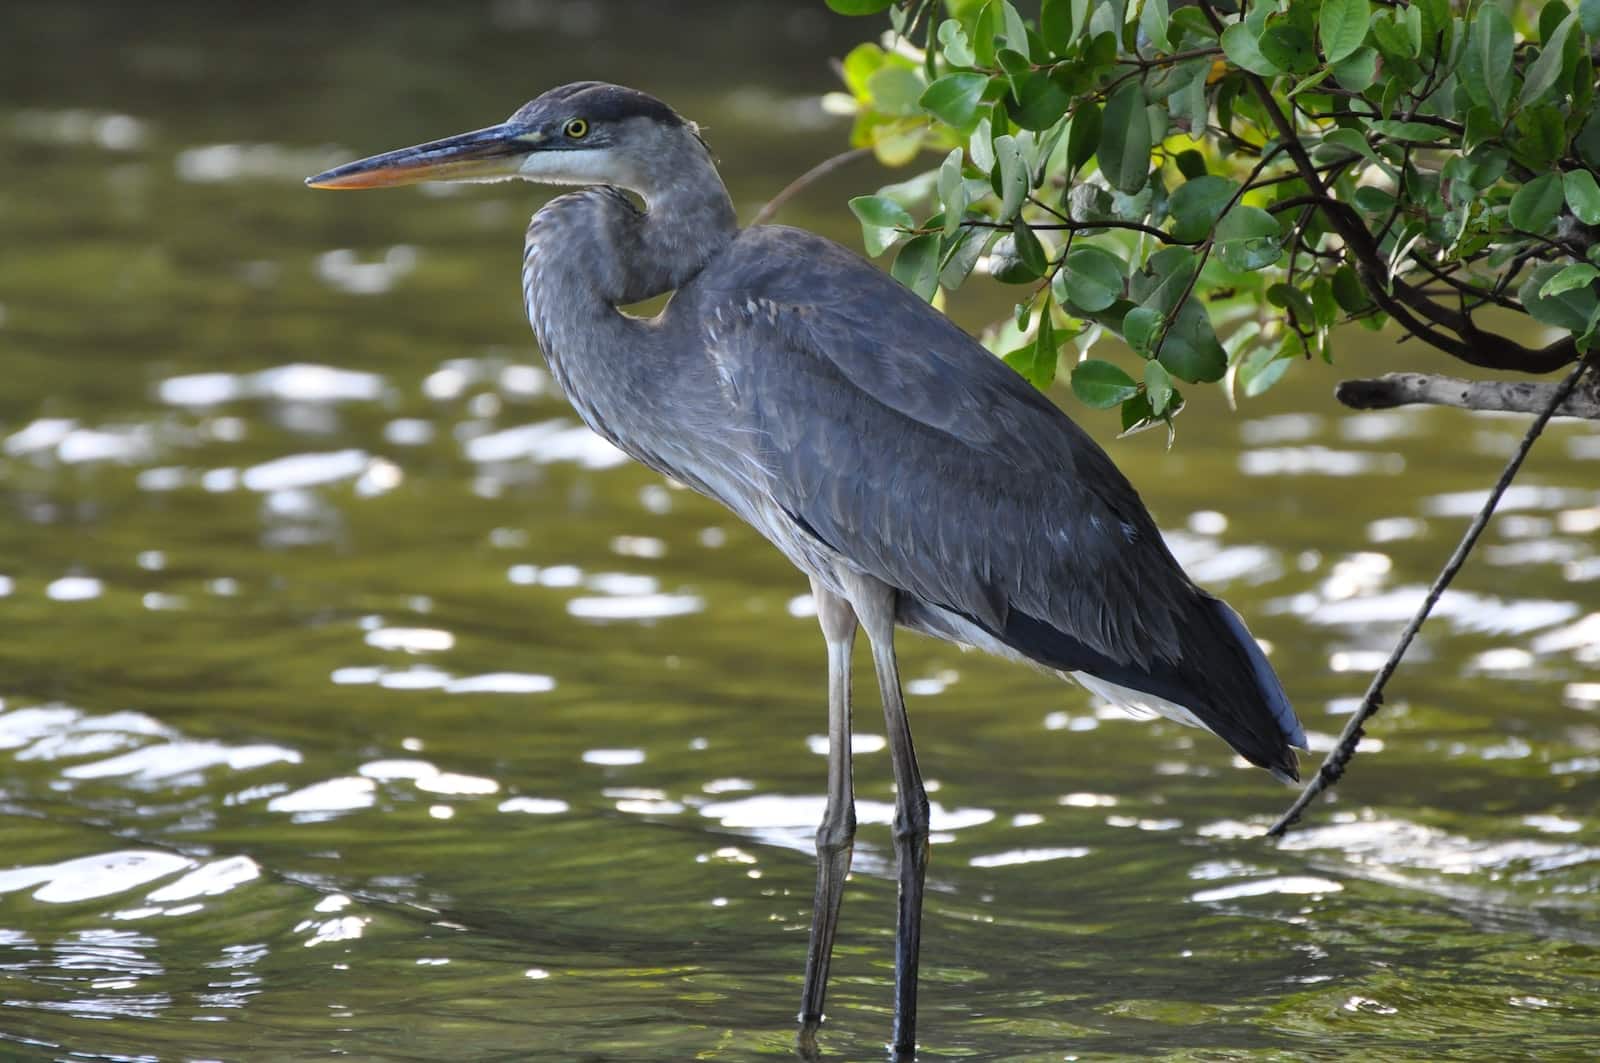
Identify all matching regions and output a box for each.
[799,579,858,1037]
[849,575,928,1057]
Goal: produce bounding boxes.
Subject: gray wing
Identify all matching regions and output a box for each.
[691,225,1188,670]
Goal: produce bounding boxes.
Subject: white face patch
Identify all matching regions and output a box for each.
[516,148,636,189]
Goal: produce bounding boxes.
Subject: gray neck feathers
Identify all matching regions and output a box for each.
[520,129,736,435]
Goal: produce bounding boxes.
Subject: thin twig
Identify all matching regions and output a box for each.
[752,147,873,227]
[958,218,1201,245]
[1266,351,1598,838]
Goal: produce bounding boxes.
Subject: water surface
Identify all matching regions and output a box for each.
[2,3,1597,1060]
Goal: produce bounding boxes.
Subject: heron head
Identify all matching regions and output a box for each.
[306,82,700,195]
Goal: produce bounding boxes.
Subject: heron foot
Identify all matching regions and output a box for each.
[795,1017,823,1061]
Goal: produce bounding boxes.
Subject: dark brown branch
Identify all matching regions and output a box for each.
[1404,254,1525,313]
[960,218,1202,245]
[1269,351,1599,838]
[1193,0,1580,376]
[1336,371,1600,419]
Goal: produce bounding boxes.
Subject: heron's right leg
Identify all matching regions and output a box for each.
[799,579,858,1032]
[845,573,928,1058]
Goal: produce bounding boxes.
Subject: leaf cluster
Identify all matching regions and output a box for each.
[828,0,1600,435]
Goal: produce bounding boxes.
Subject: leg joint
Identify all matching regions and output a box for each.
[816,808,857,852]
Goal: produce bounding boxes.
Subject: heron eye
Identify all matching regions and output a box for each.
[564,118,589,139]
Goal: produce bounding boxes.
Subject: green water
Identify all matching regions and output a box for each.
[2,4,1597,1060]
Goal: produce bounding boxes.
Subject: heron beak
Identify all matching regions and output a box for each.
[306,123,538,189]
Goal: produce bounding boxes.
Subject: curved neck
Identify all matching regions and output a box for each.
[621,135,740,301]
[521,134,736,435]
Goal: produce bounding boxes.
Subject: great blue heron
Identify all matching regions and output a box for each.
[307,81,1306,1056]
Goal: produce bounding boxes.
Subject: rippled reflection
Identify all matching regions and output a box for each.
[3,6,1598,1057]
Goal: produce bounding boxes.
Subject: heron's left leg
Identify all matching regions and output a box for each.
[845,573,928,1057]
[799,578,858,1036]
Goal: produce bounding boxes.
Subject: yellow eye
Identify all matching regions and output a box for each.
[564,118,589,139]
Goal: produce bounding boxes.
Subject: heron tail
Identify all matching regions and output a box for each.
[977,591,1306,781]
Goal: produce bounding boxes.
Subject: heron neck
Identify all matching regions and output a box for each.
[520,141,735,438]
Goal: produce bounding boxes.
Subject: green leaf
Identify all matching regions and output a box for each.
[940,226,990,290]
[1462,105,1500,154]
[1508,173,1564,234]
[867,66,926,116]
[1139,0,1171,52]
[1066,103,1102,176]
[849,195,914,257]
[1318,127,1378,164]
[994,133,1029,221]
[841,43,888,99]
[1521,12,1579,108]
[1123,306,1162,354]
[1011,218,1048,278]
[1330,46,1378,91]
[1320,0,1370,64]
[1511,105,1566,170]
[1267,282,1315,327]
[1004,303,1059,388]
[825,0,895,13]
[1119,390,1158,435]
[1238,347,1293,397]
[969,116,996,173]
[1260,23,1319,74]
[1071,359,1140,408]
[1221,21,1282,76]
[1583,0,1600,35]
[1040,0,1080,51]
[996,47,1031,92]
[989,233,1039,284]
[1352,186,1395,214]
[1566,169,1600,226]
[1458,148,1509,192]
[1578,111,1600,170]
[1174,150,1207,181]
[1369,120,1451,143]
[1059,246,1125,312]
[938,149,967,239]
[1158,300,1228,382]
[998,0,1030,59]
[938,19,977,67]
[1540,263,1600,298]
[972,0,1002,67]
[1007,72,1071,131]
[1214,206,1284,271]
[1143,359,1174,416]
[920,73,991,132]
[891,234,940,301]
[1462,3,1514,121]
[1169,176,1239,242]
[1098,82,1152,195]
[1331,264,1371,312]
[1521,262,1600,332]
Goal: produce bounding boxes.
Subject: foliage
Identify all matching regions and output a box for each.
[827,0,1600,435]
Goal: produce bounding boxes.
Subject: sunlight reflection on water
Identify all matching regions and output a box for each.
[4,17,1599,1056]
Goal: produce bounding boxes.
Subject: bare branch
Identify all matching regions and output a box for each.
[752,147,873,227]
[1269,352,1599,838]
[1336,371,1600,419]
[960,218,1202,245]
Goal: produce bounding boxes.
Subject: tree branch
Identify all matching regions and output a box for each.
[1268,352,1598,838]
[1192,0,1580,377]
[960,218,1202,245]
[1336,371,1600,419]
[752,147,873,227]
